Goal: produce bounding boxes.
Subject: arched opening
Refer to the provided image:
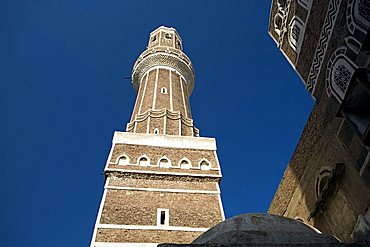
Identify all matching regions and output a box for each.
[154,128,159,134]
[160,87,168,94]
[159,157,171,168]
[288,17,305,52]
[315,169,332,199]
[179,158,191,169]
[117,155,129,165]
[200,160,211,170]
[138,156,150,166]
[274,13,283,35]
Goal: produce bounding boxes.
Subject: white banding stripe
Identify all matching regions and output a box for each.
[97,223,209,232]
[90,178,110,247]
[152,68,159,109]
[105,185,220,194]
[138,73,149,114]
[93,243,158,247]
[170,70,173,111]
[105,168,222,178]
[112,131,217,150]
[180,77,188,117]
[217,183,225,221]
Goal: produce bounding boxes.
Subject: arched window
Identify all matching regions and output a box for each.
[355,0,370,28]
[200,160,211,170]
[158,157,171,168]
[138,156,150,166]
[274,13,283,35]
[154,128,159,134]
[315,169,332,199]
[330,57,355,101]
[176,40,182,49]
[288,17,305,52]
[179,158,191,169]
[151,35,157,43]
[117,155,129,165]
[160,87,168,94]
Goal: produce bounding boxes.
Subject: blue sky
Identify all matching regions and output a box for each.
[1,0,314,246]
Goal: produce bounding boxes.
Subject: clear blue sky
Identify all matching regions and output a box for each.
[1,1,314,246]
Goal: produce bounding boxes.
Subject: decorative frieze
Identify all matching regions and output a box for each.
[306,0,343,94]
[326,48,356,102]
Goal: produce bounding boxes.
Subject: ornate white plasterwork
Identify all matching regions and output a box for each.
[132,51,194,94]
[274,12,284,35]
[288,16,305,53]
[347,0,370,33]
[125,108,199,137]
[354,0,370,29]
[277,0,292,48]
[326,48,356,102]
[306,0,343,94]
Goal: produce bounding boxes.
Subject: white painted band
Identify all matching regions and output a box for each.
[93,243,158,247]
[105,185,219,194]
[112,131,217,150]
[105,168,222,178]
[97,223,209,232]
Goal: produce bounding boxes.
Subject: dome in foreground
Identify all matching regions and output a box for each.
[192,213,339,245]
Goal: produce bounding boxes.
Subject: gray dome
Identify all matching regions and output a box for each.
[192,213,339,245]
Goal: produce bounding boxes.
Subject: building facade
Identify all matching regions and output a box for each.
[90,26,225,247]
[268,0,370,242]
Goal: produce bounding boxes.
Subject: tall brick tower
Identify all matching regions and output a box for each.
[90,26,225,247]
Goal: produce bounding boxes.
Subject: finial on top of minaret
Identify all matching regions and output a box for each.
[147,26,183,50]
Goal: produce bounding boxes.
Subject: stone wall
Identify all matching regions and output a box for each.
[99,189,222,227]
[96,229,201,244]
[269,95,370,242]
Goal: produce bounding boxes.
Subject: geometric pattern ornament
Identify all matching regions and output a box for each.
[306,0,343,93]
[356,0,370,25]
[329,56,355,102]
[131,52,195,95]
[288,16,305,53]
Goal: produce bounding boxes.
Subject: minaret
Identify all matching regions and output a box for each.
[90,26,225,246]
[127,26,198,137]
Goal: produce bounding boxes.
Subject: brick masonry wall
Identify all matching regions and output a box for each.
[269,101,370,242]
[130,73,147,122]
[128,67,194,136]
[149,116,164,134]
[269,105,328,216]
[156,68,171,110]
[311,1,348,101]
[280,0,298,65]
[268,0,333,83]
[96,228,201,244]
[140,69,156,114]
[171,73,186,117]
[100,189,222,227]
[167,118,179,136]
[295,0,331,81]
